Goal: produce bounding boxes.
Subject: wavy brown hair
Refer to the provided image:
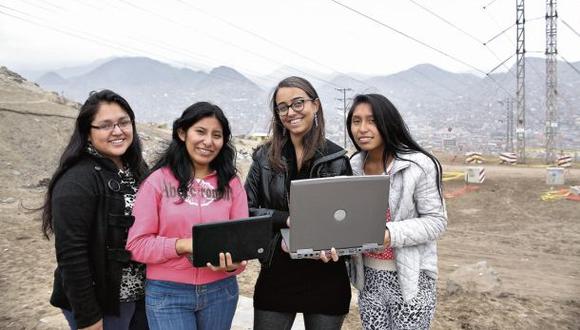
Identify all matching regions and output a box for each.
[267,76,326,172]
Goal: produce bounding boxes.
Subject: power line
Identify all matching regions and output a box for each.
[407,0,516,79]
[482,0,499,10]
[37,0,282,86]
[3,0,467,110]
[174,0,474,99]
[173,0,378,92]
[482,3,515,49]
[328,0,516,99]
[559,55,580,76]
[0,3,268,90]
[330,0,513,97]
[561,19,580,39]
[0,5,139,55]
[486,53,516,75]
[19,0,61,13]
[408,0,484,44]
[115,0,341,88]
[329,0,488,76]
[483,23,515,46]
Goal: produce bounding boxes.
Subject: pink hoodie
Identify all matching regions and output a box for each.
[126,167,249,285]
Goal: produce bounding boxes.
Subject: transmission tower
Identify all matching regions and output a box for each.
[515,0,526,162]
[545,0,558,163]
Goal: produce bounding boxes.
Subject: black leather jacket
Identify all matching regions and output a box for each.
[245,139,353,230]
[50,154,138,328]
[244,139,354,314]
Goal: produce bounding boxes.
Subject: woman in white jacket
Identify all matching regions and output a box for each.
[346,94,447,329]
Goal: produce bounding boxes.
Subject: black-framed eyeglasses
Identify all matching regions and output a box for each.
[276,98,317,116]
[90,118,133,132]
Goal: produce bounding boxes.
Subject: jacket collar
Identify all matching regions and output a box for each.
[85,152,122,173]
[353,151,411,176]
[390,156,411,175]
[310,139,347,176]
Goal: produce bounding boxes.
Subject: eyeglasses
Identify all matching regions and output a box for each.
[275,98,317,116]
[90,118,133,131]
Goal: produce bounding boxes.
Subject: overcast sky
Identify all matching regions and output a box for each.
[1,0,579,77]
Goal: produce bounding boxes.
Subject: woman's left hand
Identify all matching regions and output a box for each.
[319,247,339,263]
[384,229,391,247]
[206,252,247,272]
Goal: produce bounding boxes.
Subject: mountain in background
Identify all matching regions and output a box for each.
[32,56,580,151]
[19,57,117,81]
[36,71,68,87]
[35,57,268,135]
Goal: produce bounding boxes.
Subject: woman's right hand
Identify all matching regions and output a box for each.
[79,319,103,330]
[175,238,193,255]
[281,237,289,253]
[280,217,291,252]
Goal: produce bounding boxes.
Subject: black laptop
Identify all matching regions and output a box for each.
[190,215,272,267]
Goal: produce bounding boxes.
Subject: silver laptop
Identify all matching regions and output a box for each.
[281,175,389,259]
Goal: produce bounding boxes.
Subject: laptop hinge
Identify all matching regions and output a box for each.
[297,248,315,255]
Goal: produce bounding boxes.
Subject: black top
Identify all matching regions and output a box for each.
[245,139,353,315]
[49,153,144,328]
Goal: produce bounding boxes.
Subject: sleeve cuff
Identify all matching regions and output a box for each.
[163,237,180,259]
[385,222,395,248]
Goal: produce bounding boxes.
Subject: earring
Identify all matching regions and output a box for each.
[314,112,319,128]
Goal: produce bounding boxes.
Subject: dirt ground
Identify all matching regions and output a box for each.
[1,155,579,329]
[238,164,580,330]
[2,67,579,329]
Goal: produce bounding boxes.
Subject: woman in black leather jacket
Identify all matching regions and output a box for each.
[245,76,353,330]
[41,90,148,330]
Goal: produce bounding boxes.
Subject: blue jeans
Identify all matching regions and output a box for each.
[254,309,346,330]
[62,302,136,330]
[145,277,239,330]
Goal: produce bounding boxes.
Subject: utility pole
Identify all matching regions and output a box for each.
[506,98,514,152]
[545,0,558,163]
[515,0,526,163]
[498,98,514,152]
[335,87,353,149]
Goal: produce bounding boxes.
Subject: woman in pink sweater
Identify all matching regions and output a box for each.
[126,102,249,330]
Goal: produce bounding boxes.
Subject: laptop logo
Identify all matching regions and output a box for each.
[257,248,264,254]
[334,209,347,222]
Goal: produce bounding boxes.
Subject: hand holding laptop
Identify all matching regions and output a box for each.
[384,229,391,247]
[281,216,339,262]
[176,239,247,272]
[206,252,247,272]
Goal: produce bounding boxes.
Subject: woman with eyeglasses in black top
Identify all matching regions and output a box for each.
[41,90,148,330]
[245,76,352,329]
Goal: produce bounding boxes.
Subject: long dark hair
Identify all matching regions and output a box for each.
[267,76,326,172]
[346,93,443,196]
[41,89,147,239]
[150,102,236,201]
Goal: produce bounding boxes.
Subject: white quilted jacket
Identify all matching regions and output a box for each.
[350,151,447,301]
